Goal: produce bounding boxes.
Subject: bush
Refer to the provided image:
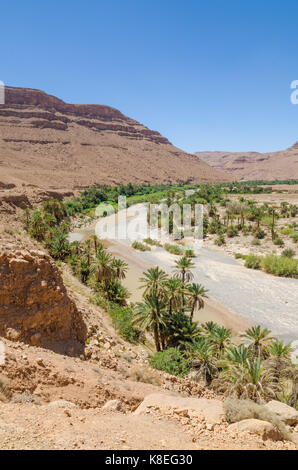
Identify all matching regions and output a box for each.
[0,375,10,402]
[226,226,239,238]
[273,237,284,247]
[143,238,162,247]
[254,228,266,239]
[128,366,161,386]
[164,244,184,255]
[107,303,144,343]
[261,254,298,278]
[184,249,195,258]
[234,253,246,260]
[244,254,262,270]
[281,248,295,258]
[214,234,225,246]
[150,348,191,378]
[251,237,261,246]
[131,241,151,251]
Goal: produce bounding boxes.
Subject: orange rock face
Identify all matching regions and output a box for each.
[0,248,86,352]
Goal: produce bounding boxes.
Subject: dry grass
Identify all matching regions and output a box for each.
[127,365,162,386]
[0,374,10,402]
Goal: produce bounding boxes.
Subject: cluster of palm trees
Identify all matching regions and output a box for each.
[134,256,208,351]
[68,237,130,304]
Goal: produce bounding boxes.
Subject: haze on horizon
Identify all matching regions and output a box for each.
[1,0,298,155]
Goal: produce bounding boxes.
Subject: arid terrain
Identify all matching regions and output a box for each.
[0,87,228,192]
[196,144,298,181]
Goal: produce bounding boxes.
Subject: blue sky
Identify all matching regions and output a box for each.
[1,0,298,153]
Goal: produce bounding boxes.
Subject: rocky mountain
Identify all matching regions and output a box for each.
[0,87,228,191]
[195,143,298,181]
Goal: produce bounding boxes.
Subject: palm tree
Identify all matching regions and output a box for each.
[268,340,293,360]
[189,338,218,385]
[164,278,184,315]
[186,283,208,322]
[210,326,232,358]
[112,258,128,281]
[221,358,277,402]
[201,321,218,336]
[134,294,167,351]
[241,325,273,358]
[139,267,168,298]
[225,344,251,366]
[90,251,114,289]
[173,256,195,312]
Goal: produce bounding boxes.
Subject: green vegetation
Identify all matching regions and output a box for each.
[150,348,191,377]
[143,237,162,247]
[244,254,262,270]
[164,243,184,255]
[131,241,151,251]
[22,182,298,407]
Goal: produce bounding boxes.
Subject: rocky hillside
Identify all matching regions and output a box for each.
[195,143,298,181]
[0,87,228,191]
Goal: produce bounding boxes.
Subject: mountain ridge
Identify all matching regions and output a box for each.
[0,86,229,191]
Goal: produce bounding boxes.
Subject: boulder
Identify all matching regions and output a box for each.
[264,400,298,426]
[228,419,282,441]
[134,393,224,425]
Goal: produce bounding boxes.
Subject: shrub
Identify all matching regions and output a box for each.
[0,375,10,402]
[143,238,162,247]
[131,241,151,251]
[11,393,41,405]
[234,253,246,260]
[290,232,298,244]
[226,226,239,238]
[251,237,261,246]
[184,249,195,258]
[107,303,144,343]
[281,248,295,258]
[128,366,161,386]
[261,254,298,278]
[223,398,292,441]
[150,348,191,378]
[254,228,266,239]
[244,254,262,270]
[164,244,184,255]
[214,234,225,246]
[273,237,284,247]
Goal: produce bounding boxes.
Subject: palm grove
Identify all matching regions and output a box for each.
[23,187,297,408]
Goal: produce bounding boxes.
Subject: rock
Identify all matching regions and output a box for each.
[0,249,87,348]
[36,358,45,367]
[134,394,224,425]
[5,328,21,341]
[264,400,298,426]
[48,400,78,409]
[227,419,283,441]
[102,400,123,412]
[30,333,41,346]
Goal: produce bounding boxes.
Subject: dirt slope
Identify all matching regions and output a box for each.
[0,87,228,191]
[196,143,298,181]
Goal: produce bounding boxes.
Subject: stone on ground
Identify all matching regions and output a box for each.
[228,419,282,441]
[264,400,298,426]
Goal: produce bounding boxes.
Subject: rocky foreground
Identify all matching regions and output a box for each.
[0,221,297,450]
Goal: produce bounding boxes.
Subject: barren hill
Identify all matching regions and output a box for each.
[0,87,228,191]
[195,143,298,181]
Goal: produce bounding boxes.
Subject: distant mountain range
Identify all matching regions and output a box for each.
[195,143,298,181]
[0,87,228,191]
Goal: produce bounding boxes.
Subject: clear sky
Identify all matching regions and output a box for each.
[1,0,298,153]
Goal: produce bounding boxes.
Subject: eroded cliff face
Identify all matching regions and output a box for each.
[0,246,86,354]
[0,86,229,190]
